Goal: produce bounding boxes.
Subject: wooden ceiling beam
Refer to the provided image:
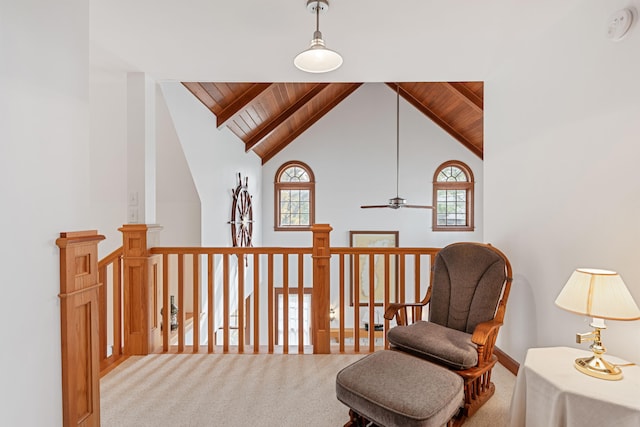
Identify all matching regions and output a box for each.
[182,82,217,111]
[216,83,272,129]
[261,83,363,164]
[392,83,483,159]
[245,83,330,152]
[444,82,483,113]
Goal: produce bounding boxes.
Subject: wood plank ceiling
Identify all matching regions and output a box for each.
[182,82,483,164]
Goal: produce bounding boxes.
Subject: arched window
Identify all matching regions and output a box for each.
[432,161,474,231]
[275,161,315,231]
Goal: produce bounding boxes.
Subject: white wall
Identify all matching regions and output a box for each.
[89,65,202,250]
[156,86,201,246]
[262,83,484,328]
[90,56,128,255]
[160,82,263,248]
[486,0,640,363]
[262,83,484,248]
[0,1,90,425]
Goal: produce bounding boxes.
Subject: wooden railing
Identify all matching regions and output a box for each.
[148,247,314,354]
[95,224,440,364]
[57,231,105,427]
[330,247,439,353]
[97,246,124,373]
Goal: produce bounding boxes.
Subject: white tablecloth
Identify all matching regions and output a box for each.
[508,346,640,427]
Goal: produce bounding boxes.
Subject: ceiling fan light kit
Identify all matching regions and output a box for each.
[361,85,433,211]
[294,0,343,73]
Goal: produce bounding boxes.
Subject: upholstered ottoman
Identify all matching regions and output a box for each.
[336,350,464,427]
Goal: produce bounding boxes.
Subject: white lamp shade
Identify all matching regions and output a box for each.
[294,38,343,73]
[555,268,640,320]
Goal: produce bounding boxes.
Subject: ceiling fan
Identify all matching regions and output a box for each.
[361,84,434,210]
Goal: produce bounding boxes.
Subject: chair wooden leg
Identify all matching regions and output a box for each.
[463,370,496,417]
[448,407,467,426]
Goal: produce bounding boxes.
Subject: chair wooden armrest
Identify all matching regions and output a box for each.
[457,355,498,380]
[384,288,432,326]
[471,320,503,365]
[470,320,503,345]
[383,302,426,326]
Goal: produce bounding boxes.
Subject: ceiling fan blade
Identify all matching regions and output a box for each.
[360,205,390,209]
[404,205,434,209]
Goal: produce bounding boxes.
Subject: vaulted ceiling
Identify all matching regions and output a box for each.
[182,82,484,164]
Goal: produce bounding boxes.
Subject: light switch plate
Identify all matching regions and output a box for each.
[128,207,138,223]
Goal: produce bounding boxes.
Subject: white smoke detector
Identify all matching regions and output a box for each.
[607,8,634,41]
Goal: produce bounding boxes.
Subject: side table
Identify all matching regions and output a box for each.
[509,346,640,427]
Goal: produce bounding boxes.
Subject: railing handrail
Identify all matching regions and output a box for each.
[331,247,440,255]
[97,245,124,376]
[150,246,313,255]
[149,246,438,255]
[98,246,123,268]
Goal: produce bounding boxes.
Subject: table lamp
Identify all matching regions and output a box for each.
[555,268,640,380]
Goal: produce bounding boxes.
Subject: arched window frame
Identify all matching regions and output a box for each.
[274,161,316,231]
[432,160,475,232]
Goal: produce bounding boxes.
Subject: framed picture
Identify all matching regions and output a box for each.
[349,231,399,306]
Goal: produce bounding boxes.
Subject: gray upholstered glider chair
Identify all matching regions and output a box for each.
[384,242,513,419]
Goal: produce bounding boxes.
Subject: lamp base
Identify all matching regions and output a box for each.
[574,355,622,380]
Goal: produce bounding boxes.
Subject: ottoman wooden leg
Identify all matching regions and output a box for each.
[344,409,376,427]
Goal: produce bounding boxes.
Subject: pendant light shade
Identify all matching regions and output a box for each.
[294,0,343,73]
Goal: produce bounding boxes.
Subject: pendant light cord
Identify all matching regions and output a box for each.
[315,1,320,33]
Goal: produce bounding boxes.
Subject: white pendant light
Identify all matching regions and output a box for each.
[294,0,343,73]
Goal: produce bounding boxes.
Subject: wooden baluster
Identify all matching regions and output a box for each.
[368,253,375,353]
[268,253,274,353]
[283,254,289,354]
[98,264,108,365]
[384,253,390,350]
[177,254,185,353]
[399,253,406,304]
[339,253,345,353]
[414,254,421,304]
[353,254,360,353]
[237,254,245,354]
[162,254,169,352]
[253,254,260,353]
[298,253,304,353]
[113,256,123,360]
[207,254,214,353]
[223,253,230,353]
[193,253,200,353]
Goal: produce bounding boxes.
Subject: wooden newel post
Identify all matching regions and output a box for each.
[119,224,163,355]
[57,230,105,427]
[311,224,332,354]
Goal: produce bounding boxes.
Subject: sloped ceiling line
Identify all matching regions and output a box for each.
[244,83,330,152]
[444,82,483,113]
[216,83,272,128]
[259,83,363,165]
[182,82,484,163]
[393,83,483,159]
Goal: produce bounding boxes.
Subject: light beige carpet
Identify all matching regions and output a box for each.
[101,353,515,427]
